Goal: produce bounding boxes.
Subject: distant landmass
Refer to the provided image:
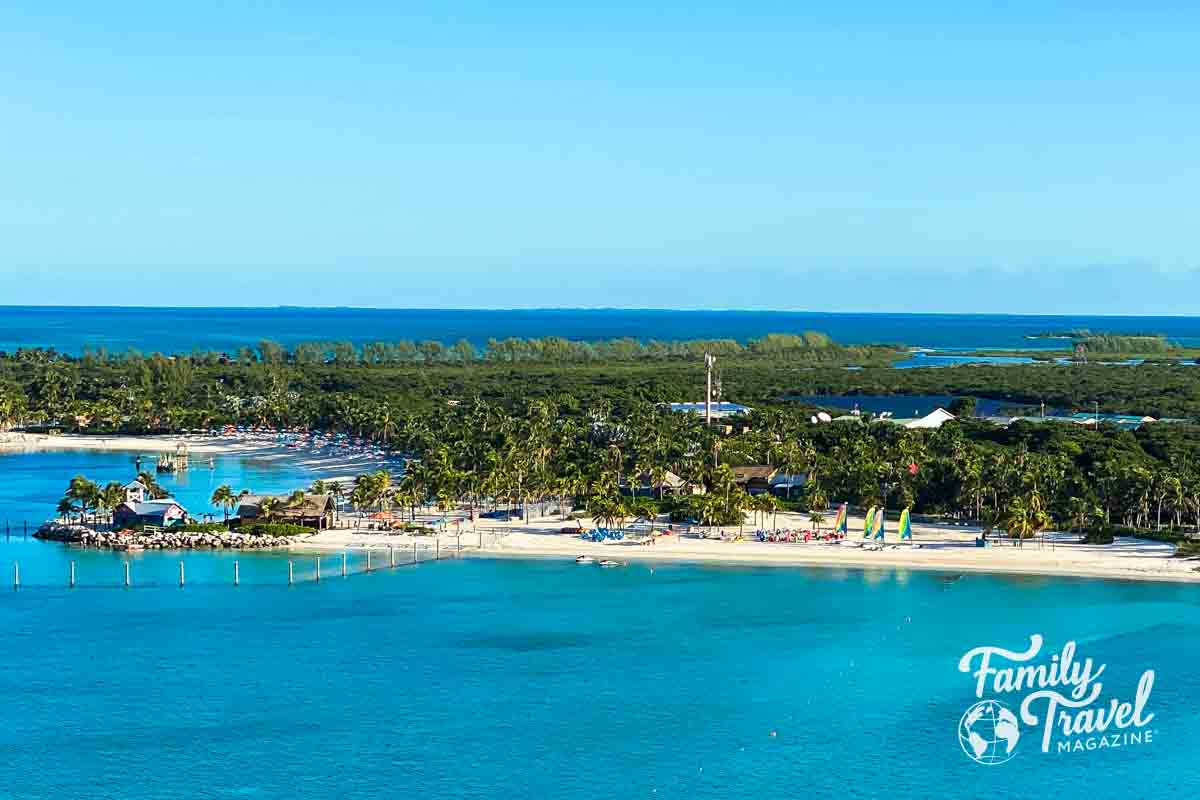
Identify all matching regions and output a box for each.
[2,307,1200,356]
[1024,329,1174,355]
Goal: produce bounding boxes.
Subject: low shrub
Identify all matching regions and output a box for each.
[1173,540,1200,559]
[239,522,312,537]
[1080,527,1115,545]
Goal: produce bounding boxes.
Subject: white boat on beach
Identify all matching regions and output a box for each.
[575,555,595,564]
[598,559,620,568]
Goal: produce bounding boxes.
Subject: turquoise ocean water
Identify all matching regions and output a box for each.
[0,544,1196,800]
[1,448,1196,799]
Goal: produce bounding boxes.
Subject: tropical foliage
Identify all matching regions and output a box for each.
[15,332,1200,542]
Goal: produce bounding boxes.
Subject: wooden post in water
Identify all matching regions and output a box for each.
[389,545,395,568]
[436,539,440,561]
[123,562,130,588]
[234,560,240,587]
[366,550,372,572]
[288,560,294,586]
[413,541,418,564]
[341,551,347,577]
[179,561,185,588]
[69,561,76,589]
[12,561,18,590]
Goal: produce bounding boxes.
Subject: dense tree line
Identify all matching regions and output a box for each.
[5,337,1200,434]
[50,331,890,368]
[7,334,1200,539]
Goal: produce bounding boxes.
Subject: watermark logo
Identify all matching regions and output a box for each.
[956,634,1155,763]
[958,699,1020,765]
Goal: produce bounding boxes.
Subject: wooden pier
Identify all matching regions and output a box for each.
[7,542,459,592]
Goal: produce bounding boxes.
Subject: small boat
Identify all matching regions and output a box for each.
[598,559,620,568]
[575,555,595,564]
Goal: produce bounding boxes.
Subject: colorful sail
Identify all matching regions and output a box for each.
[862,506,876,539]
[898,508,912,541]
[833,503,848,535]
[873,508,885,541]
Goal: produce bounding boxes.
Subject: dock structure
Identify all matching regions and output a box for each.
[155,442,190,473]
[9,538,467,591]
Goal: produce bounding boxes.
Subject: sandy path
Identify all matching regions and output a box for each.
[0,432,235,454]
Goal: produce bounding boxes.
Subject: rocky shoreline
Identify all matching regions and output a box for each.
[35,523,297,550]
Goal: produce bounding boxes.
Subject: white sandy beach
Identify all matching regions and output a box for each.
[0,431,397,481]
[7,433,1198,583]
[293,508,1200,584]
[0,432,231,454]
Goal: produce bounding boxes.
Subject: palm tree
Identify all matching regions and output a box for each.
[730,489,751,535]
[326,481,344,523]
[66,475,100,526]
[809,510,825,534]
[760,493,780,530]
[1004,492,1050,548]
[136,471,168,499]
[99,481,125,526]
[56,496,77,524]
[630,498,657,524]
[394,485,421,521]
[257,496,281,523]
[211,485,236,522]
[371,470,393,511]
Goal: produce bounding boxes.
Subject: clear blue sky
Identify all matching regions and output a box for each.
[3,1,1198,312]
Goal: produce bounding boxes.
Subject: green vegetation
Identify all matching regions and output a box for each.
[56,475,125,525]
[210,484,250,521]
[794,363,1200,419]
[1024,328,1171,350]
[1174,540,1200,558]
[1077,335,1171,354]
[11,332,1200,543]
[236,522,313,537]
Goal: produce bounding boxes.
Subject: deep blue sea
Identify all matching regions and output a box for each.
[0,545,1195,800]
[4,306,1200,354]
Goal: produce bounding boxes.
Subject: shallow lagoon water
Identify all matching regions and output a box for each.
[0,447,387,528]
[789,394,1012,417]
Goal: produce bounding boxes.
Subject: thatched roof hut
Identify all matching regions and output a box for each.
[238,493,335,529]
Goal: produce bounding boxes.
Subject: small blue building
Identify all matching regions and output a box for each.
[113,499,189,528]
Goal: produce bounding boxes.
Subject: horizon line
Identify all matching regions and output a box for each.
[0,304,1197,320]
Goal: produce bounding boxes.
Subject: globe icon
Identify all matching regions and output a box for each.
[958,699,1020,765]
